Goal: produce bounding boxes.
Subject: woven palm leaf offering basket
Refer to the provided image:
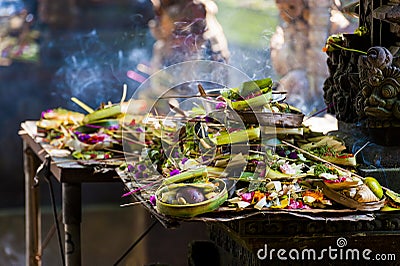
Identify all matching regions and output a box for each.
[155,177,228,218]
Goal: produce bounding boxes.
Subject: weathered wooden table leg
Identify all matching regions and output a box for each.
[62,182,82,266]
[24,142,42,266]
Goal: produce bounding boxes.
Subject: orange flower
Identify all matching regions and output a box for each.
[251,191,265,204]
[303,190,324,202]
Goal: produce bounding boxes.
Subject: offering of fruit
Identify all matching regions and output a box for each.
[364,177,383,199]
[155,179,228,217]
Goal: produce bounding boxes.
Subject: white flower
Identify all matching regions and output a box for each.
[279,162,296,175]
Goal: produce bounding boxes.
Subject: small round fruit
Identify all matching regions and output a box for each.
[176,187,205,204]
[364,177,383,199]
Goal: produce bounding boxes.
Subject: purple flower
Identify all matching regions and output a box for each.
[204,116,213,123]
[135,127,144,133]
[127,164,135,172]
[257,161,266,166]
[137,164,147,172]
[169,169,180,176]
[41,109,53,119]
[134,172,143,179]
[276,147,286,157]
[108,125,120,130]
[259,169,266,177]
[288,151,298,159]
[181,157,188,164]
[215,102,227,109]
[76,133,90,142]
[288,199,300,209]
[149,195,156,206]
[240,192,254,203]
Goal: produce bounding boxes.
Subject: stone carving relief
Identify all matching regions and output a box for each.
[323,34,370,123]
[322,1,400,146]
[357,46,400,127]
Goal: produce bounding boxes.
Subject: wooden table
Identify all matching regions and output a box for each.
[20,121,121,266]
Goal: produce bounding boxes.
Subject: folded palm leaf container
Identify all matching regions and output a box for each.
[155,179,228,218]
[317,181,385,211]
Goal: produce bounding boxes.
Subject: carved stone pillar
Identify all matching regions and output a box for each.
[323,1,400,146]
